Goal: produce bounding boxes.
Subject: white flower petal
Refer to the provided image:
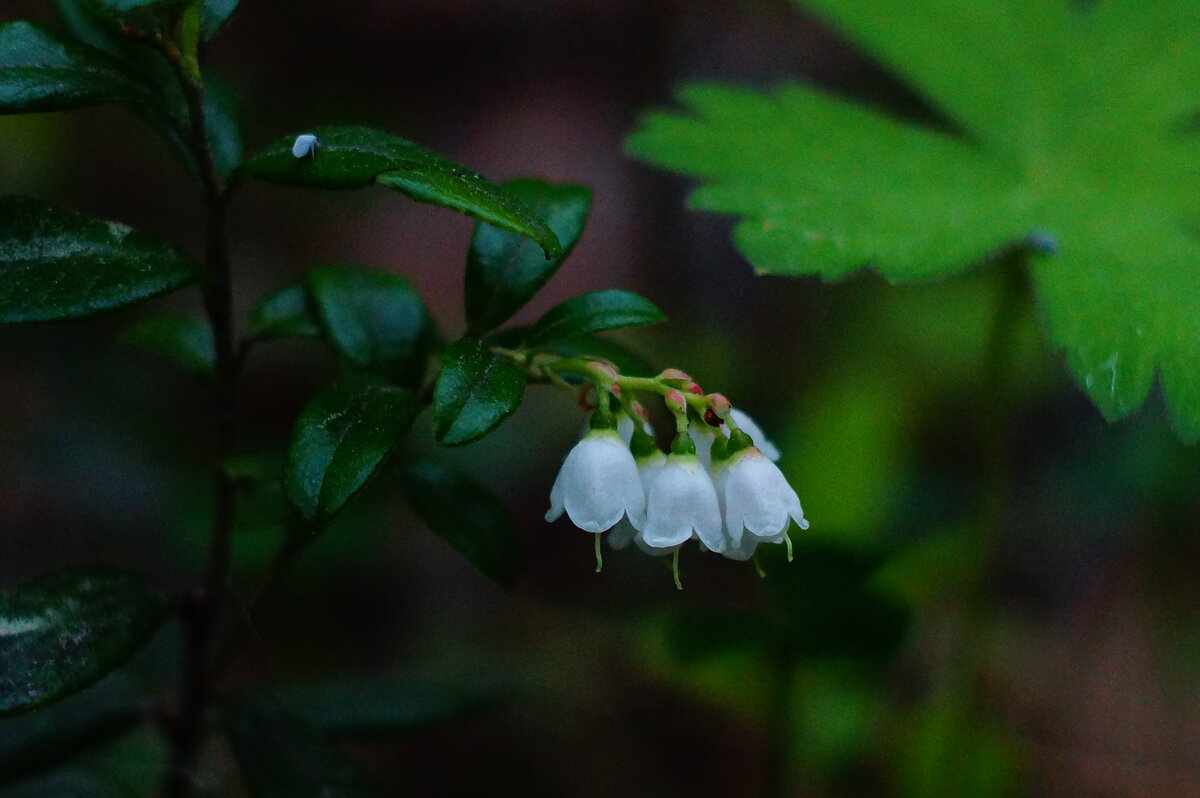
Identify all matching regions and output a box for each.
[640,455,722,550]
[729,408,781,461]
[546,430,644,533]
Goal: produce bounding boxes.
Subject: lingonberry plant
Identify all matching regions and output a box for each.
[0,1,809,794]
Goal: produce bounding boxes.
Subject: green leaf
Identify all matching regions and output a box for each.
[760,543,908,662]
[284,374,416,521]
[399,458,521,586]
[275,668,503,737]
[464,179,592,333]
[627,1,1200,440]
[307,266,436,388]
[80,0,184,22]
[0,21,152,114]
[431,338,526,446]
[239,126,562,257]
[0,196,199,323]
[222,692,383,798]
[247,282,322,341]
[526,289,666,345]
[0,677,142,784]
[200,0,238,39]
[487,327,656,378]
[120,313,215,381]
[0,569,169,716]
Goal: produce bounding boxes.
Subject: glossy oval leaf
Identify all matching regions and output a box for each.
[526,289,666,346]
[247,282,322,341]
[284,374,416,521]
[0,21,152,114]
[120,313,215,381]
[0,196,199,323]
[400,458,521,586]
[239,126,562,257]
[464,179,592,334]
[307,266,436,389]
[223,692,383,798]
[0,569,169,716]
[432,338,526,446]
[0,677,142,783]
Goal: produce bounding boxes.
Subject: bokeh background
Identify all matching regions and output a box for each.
[3,1,1200,795]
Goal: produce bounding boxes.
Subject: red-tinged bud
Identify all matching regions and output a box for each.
[590,361,619,382]
[707,393,732,418]
[704,408,723,427]
[664,389,688,415]
[609,384,622,398]
[657,368,692,382]
[630,400,650,422]
[578,385,596,411]
[684,382,704,395]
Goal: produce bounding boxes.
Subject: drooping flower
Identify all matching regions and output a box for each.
[638,453,723,553]
[607,447,666,551]
[546,429,645,533]
[727,408,780,462]
[711,444,807,557]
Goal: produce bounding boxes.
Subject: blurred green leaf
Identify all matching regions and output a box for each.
[204,73,242,179]
[276,669,503,737]
[0,196,198,323]
[284,374,416,521]
[247,282,322,341]
[628,1,1200,440]
[399,458,521,586]
[432,338,525,446]
[896,705,1024,798]
[465,179,592,333]
[200,0,238,39]
[223,692,383,798]
[526,289,665,345]
[307,266,436,388]
[0,21,153,114]
[661,607,781,664]
[761,543,909,661]
[120,313,215,381]
[0,767,135,797]
[0,677,142,784]
[0,569,169,716]
[240,126,563,257]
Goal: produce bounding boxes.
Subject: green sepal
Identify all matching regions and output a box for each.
[670,431,696,456]
[630,425,660,459]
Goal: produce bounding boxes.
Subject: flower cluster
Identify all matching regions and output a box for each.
[544,367,808,587]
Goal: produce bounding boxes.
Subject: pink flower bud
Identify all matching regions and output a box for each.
[664,389,688,415]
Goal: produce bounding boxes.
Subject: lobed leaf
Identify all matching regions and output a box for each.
[400,458,521,586]
[526,289,666,345]
[0,196,199,323]
[464,179,592,333]
[284,374,416,520]
[223,692,384,798]
[307,266,436,388]
[239,126,562,257]
[431,338,526,446]
[0,21,153,114]
[627,0,1200,440]
[0,569,169,716]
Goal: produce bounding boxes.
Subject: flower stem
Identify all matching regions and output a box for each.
[158,29,240,798]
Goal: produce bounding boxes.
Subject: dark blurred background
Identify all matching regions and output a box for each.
[4,1,1200,796]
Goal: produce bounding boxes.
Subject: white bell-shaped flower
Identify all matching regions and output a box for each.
[727,408,781,462]
[546,429,645,533]
[607,448,666,551]
[638,453,723,552]
[712,445,808,551]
